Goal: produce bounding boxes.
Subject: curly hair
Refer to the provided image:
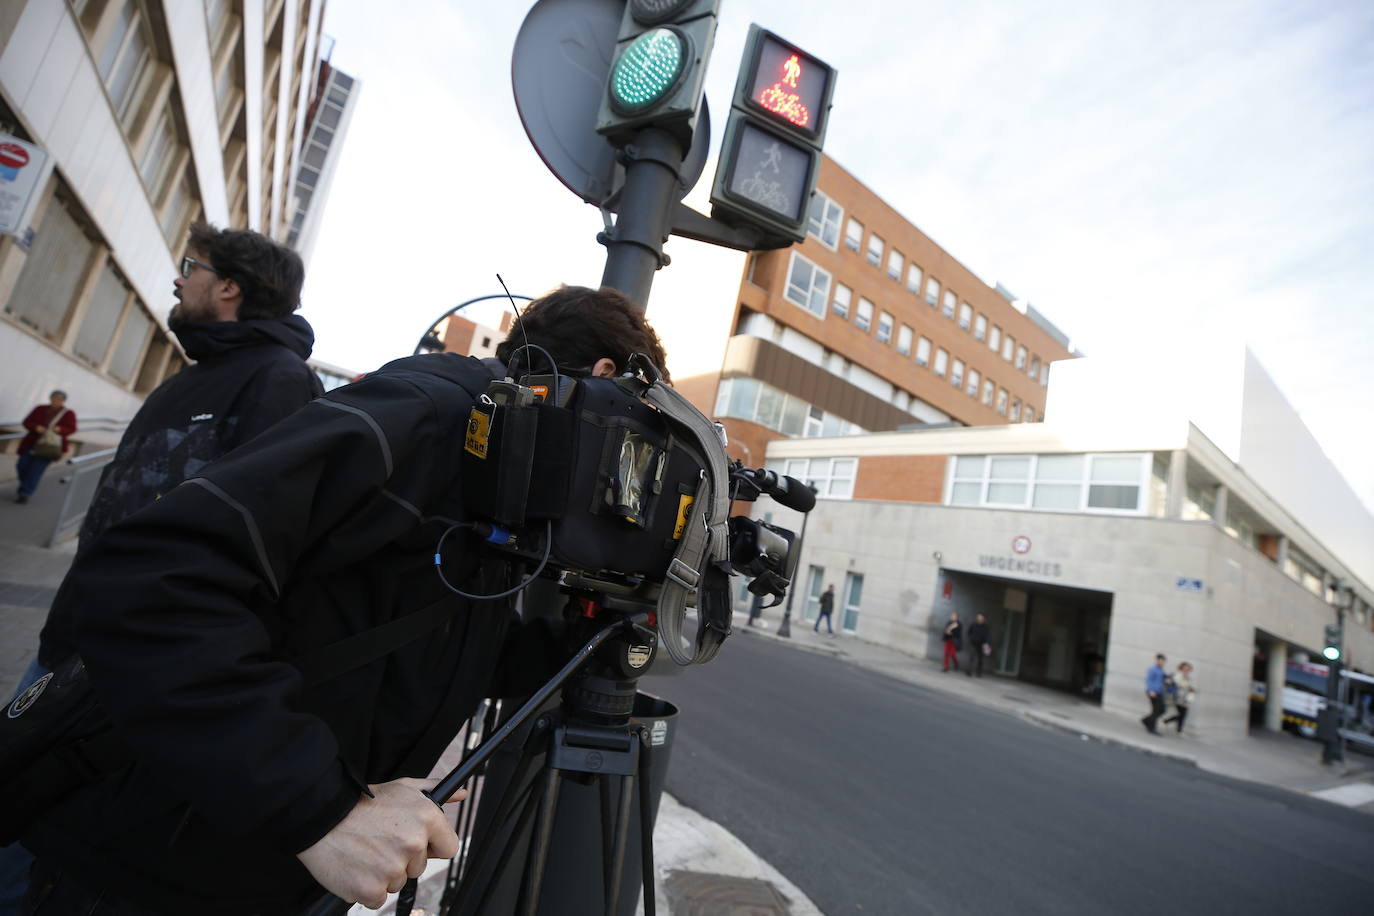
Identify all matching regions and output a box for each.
[495,285,671,383]
[187,223,305,320]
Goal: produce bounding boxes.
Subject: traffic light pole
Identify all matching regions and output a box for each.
[1321,607,1345,765]
[599,128,686,312]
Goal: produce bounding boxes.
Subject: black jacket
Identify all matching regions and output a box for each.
[968,623,990,648]
[39,316,323,666]
[24,354,525,915]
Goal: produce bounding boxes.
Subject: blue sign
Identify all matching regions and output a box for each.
[1175,577,1204,593]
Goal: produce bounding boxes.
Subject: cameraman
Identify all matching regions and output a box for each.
[16,286,669,915]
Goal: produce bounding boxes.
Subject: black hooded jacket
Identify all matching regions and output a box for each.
[38,316,323,666]
[23,354,528,915]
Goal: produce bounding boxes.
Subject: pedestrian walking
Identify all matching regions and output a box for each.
[965,613,992,677]
[12,391,77,503]
[942,612,962,672]
[1141,652,1168,735]
[814,583,835,634]
[1163,661,1196,734]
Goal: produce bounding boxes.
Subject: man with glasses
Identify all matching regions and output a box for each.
[0,223,324,916]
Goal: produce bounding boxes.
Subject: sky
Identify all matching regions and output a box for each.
[299,0,1374,510]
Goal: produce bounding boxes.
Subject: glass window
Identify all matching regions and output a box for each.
[73,260,130,366]
[982,378,995,406]
[1029,355,1041,379]
[866,233,884,267]
[161,174,195,239]
[996,388,1008,415]
[780,396,806,436]
[1010,398,1021,421]
[855,298,874,332]
[958,303,972,330]
[139,109,177,199]
[974,314,987,341]
[886,248,903,280]
[806,191,842,248]
[1003,334,1015,361]
[987,455,1031,505]
[1087,454,1145,511]
[714,378,732,416]
[897,324,913,356]
[1041,363,1050,387]
[787,456,857,499]
[727,377,760,419]
[831,283,851,319]
[102,4,151,122]
[1016,345,1028,370]
[989,326,1001,351]
[107,305,152,384]
[925,277,940,307]
[942,290,956,319]
[966,368,980,397]
[1024,406,1035,423]
[877,311,893,344]
[951,359,964,388]
[950,455,986,505]
[906,263,922,294]
[916,336,931,367]
[844,217,863,251]
[934,348,948,378]
[5,195,94,340]
[804,405,824,437]
[785,252,831,318]
[755,385,784,429]
[842,572,864,632]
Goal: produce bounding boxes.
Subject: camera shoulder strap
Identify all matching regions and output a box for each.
[638,380,733,665]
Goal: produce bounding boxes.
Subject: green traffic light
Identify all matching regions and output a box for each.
[609,27,687,114]
[1323,646,1341,661]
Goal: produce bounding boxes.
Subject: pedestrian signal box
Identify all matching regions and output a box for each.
[710,25,836,246]
[1323,623,1343,661]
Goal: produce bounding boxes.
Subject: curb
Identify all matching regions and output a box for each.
[1018,708,1200,767]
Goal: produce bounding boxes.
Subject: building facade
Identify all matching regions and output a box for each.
[0,0,338,452]
[758,351,1373,740]
[683,154,1077,469]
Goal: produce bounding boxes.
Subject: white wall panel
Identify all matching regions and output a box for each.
[242,0,264,230]
[20,14,82,141]
[0,0,63,106]
[161,0,228,224]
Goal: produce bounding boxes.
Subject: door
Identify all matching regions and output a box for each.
[842,572,864,633]
[803,565,824,620]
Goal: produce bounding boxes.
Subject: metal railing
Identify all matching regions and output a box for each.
[48,446,117,547]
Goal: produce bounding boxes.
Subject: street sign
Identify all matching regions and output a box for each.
[0,134,50,237]
[512,0,710,206]
[1174,577,1203,593]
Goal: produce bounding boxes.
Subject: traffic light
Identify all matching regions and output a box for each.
[595,0,720,147]
[1323,623,1343,661]
[709,24,837,245]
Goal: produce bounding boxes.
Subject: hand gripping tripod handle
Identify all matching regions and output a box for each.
[300,618,641,916]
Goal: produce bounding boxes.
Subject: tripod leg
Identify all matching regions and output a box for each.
[517,763,564,916]
[599,775,617,904]
[604,742,639,916]
[637,730,656,916]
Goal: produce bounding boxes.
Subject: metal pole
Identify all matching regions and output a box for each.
[599,128,686,312]
[1321,606,1345,765]
[412,293,533,356]
[776,485,816,639]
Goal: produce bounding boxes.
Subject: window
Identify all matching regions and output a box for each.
[1029,355,1041,380]
[886,248,904,280]
[107,305,152,384]
[942,291,956,319]
[1032,454,1083,509]
[1002,334,1015,361]
[866,233,884,267]
[949,455,986,505]
[1024,406,1035,423]
[806,191,842,248]
[138,109,177,200]
[842,572,864,632]
[99,1,153,124]
[160,173,196,240]
[974,314,987,341]
[74,260,131,367]
[906,263,922,294]
[925,277,940,307]
[1087,454,1147,511]
[782,457,858,499]
[953,453,1149,513]
[1015,345,1027,370]
[803,566,825,621]
[844,217,863,251]
[877,311,893,344]
[988,325,1001,352]
[1041,363,1049,387]
[855,297,874,332]
[958,303,972,330]
[5,194,94,340]
[951,359,964,388]
[1010,398,1021,422]
[915,336,931,367]
[784,252,831,318]
[897,324,913,356]
[804,405,824,437]
[982,378,995,406]
[831,283,851,319]
[934,348,949,378]
[996,388,1008,415]
[986,456,1031,504]
[966,368,980,397]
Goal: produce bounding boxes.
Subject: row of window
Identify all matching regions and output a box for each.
[778,456,858,500]
[947,453,1151,515]
[806,192,1050,384]
[785,250,1038,421]
[714,378,866,440]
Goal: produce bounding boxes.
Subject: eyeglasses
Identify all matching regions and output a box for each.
[180,256,219,279]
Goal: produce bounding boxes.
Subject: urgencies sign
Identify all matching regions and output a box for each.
[979,536,1063,577]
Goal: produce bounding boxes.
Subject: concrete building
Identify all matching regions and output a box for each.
[758,348,1373,740]
[666,153,1078,469]
[0,0,337,454]
[283,49,357,261]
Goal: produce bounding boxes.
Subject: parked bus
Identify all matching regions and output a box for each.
[1251,657,1374,751]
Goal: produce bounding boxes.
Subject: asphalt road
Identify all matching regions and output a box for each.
[645,634,1374,916]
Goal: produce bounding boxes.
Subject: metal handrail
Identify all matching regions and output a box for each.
[48,447,119,547]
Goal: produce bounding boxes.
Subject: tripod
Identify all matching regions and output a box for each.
[305,598,670,916]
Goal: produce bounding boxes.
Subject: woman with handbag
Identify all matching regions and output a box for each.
[14,390,77,503]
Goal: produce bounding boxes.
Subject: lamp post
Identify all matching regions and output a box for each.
[1320,579,1354,766]
[411,293,533,357]
[775,481,817,639]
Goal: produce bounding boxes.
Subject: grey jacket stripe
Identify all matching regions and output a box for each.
[318,399,393,476]
[184,478,281,597]
[381,488,422,519]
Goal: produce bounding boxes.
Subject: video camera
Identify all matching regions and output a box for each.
[451,351,813,665]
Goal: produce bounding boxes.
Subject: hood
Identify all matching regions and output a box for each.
[173,315,316,363]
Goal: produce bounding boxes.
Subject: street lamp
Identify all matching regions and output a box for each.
[1321,579,1355,765]
[776,480,817,639]
[411,293,533,357]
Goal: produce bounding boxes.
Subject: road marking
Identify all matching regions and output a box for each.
[1310,782,1374,807]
